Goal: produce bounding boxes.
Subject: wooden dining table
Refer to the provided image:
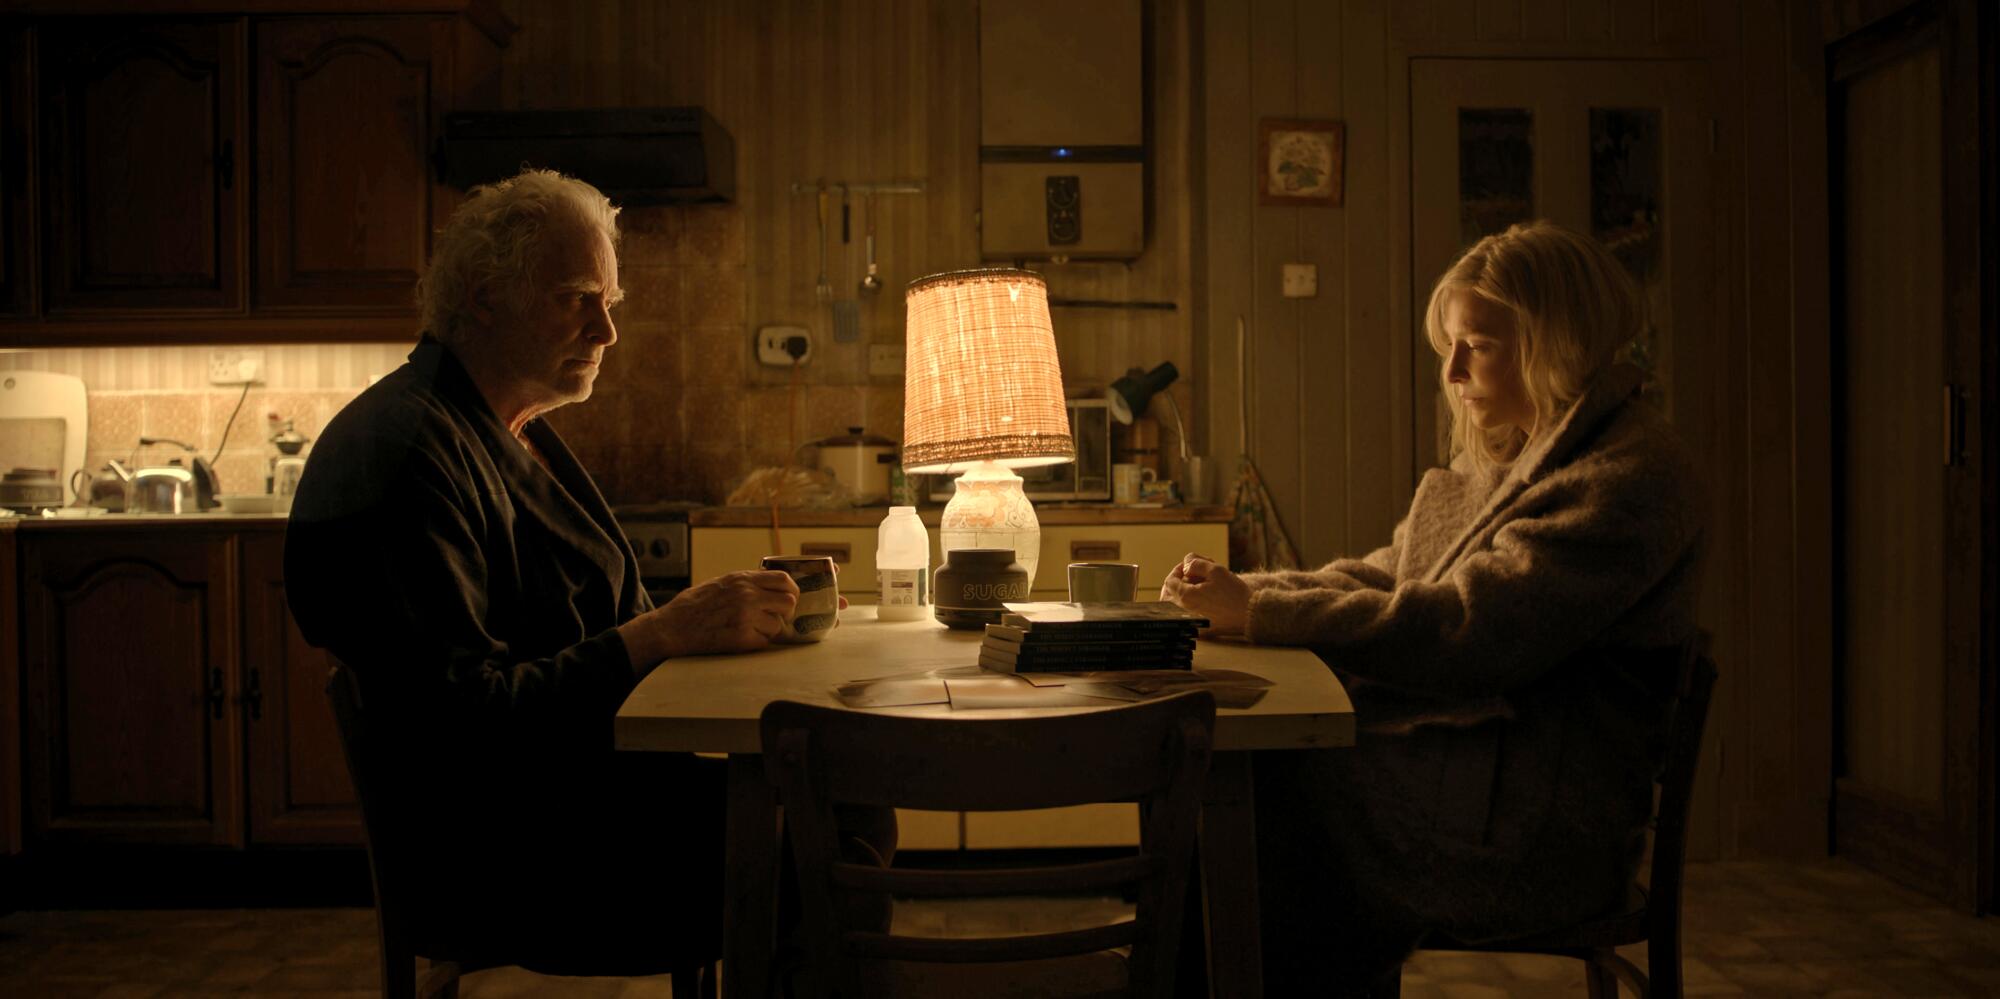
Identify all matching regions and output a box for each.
[614,605,1355,998]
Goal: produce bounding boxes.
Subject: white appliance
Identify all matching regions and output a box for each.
[978,0,1145,260]
[0,370,88,509]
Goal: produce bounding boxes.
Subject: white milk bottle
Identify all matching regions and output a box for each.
[876,506,930,620]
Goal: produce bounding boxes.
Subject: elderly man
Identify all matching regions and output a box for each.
[286,169,833,973]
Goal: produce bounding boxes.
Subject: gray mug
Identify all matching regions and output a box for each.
[1067,561,1140,603]
[761,555,841,642]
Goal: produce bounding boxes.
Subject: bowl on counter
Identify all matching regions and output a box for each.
[218,493,278,515]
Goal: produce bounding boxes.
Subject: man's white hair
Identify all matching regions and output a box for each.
[418,168,620,346]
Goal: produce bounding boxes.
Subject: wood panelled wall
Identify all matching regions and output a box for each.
[497,0,1197,489]
[1198,0,1836,861]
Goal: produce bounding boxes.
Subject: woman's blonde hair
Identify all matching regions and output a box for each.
[1422,219,1644,469]
[418,168,620,345]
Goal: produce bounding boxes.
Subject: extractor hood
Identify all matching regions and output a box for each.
[439,107,735,205]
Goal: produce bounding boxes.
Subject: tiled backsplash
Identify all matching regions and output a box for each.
[0,343,408,500]
[0,204,918,506]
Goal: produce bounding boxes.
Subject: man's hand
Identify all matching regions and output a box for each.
[620,570,799,665]
[1161,552,1250,636]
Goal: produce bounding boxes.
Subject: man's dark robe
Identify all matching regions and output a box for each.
[286,337,720,971]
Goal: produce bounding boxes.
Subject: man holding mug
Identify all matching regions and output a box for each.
[285,169,877,974]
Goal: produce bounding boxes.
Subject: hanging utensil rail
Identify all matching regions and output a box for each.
[789,180,927,196]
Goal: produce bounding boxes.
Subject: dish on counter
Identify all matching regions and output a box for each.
[218,493,278,515]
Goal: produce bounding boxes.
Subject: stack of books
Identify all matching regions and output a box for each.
[978,601,1209,673]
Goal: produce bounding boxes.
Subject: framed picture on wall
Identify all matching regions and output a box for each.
[1258,118,1345,207]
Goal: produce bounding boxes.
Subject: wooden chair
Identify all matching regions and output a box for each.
[325,657,713,999]
[1401,647,1719,999]
[761,690,1217,999]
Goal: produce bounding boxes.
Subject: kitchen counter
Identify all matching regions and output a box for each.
[0,511,289,531]
[687,504,1233,528]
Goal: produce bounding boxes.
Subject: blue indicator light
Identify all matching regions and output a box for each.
[1054,147,1071,158]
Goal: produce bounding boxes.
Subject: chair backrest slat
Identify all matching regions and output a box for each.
[762,691,1215,998]
[844,922,1141,964]
[775,706,1195,812]
[832,855,1158,897]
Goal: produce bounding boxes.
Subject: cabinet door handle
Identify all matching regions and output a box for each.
[799,542,851,563]
[206,668,226,720]
[215,138,234,191]
[244,668,262,721]
[1945,384,1964,467]
[1071,540,1122,562]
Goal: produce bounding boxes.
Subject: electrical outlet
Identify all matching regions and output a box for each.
[1281,263,1318,298]
[206,348,266,385]
[756,325,812,367]
[868,343,905,378]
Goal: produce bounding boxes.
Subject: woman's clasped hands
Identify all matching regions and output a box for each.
[1160,552,1250,636]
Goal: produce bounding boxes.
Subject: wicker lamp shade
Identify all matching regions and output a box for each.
[902,268,1074,474]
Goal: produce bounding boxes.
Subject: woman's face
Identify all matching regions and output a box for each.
[1441,290,1536,435]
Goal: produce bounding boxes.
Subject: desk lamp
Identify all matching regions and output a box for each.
[903,268,1073,582]
[1107,361,1191,470]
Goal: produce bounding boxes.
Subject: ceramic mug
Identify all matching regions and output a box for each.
[1112,463,1157,504]
[761,555,841,642]
[1068,561,1139,603]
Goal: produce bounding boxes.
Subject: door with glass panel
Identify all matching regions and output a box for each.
[1409,60,1714,471]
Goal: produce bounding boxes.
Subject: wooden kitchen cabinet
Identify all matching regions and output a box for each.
[38,19,246,314]
[1,27,35,319]
[0,2,509,346]
[16,525,358,849]
[692,526,887,599]
[21,531,244,846]
[254,17,457,313]
[240,534,361,844]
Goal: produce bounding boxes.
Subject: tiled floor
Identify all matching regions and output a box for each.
[2,859,1997,996]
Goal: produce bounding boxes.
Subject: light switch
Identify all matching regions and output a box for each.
[1281,264,1318,298]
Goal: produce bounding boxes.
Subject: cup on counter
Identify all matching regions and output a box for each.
[761,554,841,642]
[1112,463,1156,504]
[1068,561,1140,604]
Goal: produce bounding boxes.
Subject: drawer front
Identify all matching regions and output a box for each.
[692,527,886,595]
[693,521,1227,606]
[1031,523,1228,597]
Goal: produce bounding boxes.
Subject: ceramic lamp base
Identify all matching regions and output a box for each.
[937,461,1042,584]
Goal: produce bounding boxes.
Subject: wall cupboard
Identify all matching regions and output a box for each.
[0,2,508,347]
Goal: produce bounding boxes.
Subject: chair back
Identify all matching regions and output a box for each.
[1641,644,1718,995]
[326,654,434,998]
[761,691,1217,998]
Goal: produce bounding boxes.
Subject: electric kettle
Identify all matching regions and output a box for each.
[130,437,221,513]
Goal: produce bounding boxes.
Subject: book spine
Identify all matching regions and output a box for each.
[978,653,1195,673]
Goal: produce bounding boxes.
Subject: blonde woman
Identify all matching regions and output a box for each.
[1163,220,1706,992]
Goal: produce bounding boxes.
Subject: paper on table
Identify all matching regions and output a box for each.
[845,663,988,684]
[1062,682,1150,702]
[834,678,949,708]
[943,676,1116,709]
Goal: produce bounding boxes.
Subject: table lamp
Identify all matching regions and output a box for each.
[903,268,1074,582]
